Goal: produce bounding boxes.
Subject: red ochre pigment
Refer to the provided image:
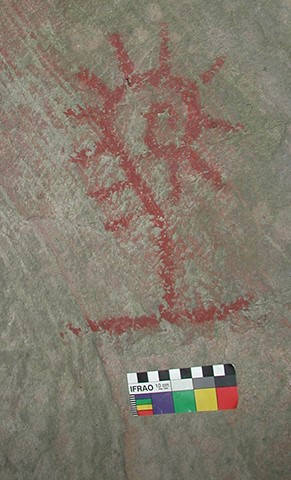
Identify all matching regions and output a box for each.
[63,24,250,336]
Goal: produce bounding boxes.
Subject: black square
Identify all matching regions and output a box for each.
[215,375,237,388]
[224,364,235,376]
[158,370,170,381]
[137,372,148,383]
[202,365,214,377]
[180,368,191,379]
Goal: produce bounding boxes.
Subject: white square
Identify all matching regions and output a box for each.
[127,372,138,384]
[171,379,193,391]
[191,366,203,378]
[147,370,159,382]
[213,364,225,376]
[169,368,181,380]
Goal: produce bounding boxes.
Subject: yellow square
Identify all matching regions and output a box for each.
[194,388,218,411]
[136,404,152,411]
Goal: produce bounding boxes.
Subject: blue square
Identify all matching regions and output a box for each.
[152,392,175,415]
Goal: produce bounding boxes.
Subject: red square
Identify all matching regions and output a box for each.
[216,387,238,410]
[137,410,154,416]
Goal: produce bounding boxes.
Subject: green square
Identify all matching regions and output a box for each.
[136,398,152,405]
[173,390,196,413]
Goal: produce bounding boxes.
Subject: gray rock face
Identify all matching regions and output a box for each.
[1,1,290,479]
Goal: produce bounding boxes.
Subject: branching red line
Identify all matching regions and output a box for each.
[69,73,177,309]
[113,146,177,308]
[71,294,252,336]
[70,26,240,310]
[141,68,164,88]
[63,24,251,335]
[77,68,111,99]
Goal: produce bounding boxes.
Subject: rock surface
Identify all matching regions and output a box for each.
[1,1,290,479]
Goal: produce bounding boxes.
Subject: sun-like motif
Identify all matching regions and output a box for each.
[64,24,251,336]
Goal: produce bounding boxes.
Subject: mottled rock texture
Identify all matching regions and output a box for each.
[1,1,290,479]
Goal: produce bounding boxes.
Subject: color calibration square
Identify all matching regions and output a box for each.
[127,363,238,416]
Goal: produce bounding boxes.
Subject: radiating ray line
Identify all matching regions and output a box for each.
[159,23,171,74]
[202,116,244,133]
[109,33,135,79]
[186,147,224,189]
[200,56,226,84]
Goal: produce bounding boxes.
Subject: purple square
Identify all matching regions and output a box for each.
[152,392,174,415]
[135,394,152,400]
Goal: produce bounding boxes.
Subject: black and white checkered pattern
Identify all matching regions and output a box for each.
[127,364,235,384]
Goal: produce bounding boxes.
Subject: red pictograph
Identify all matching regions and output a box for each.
[64,24,252,336]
